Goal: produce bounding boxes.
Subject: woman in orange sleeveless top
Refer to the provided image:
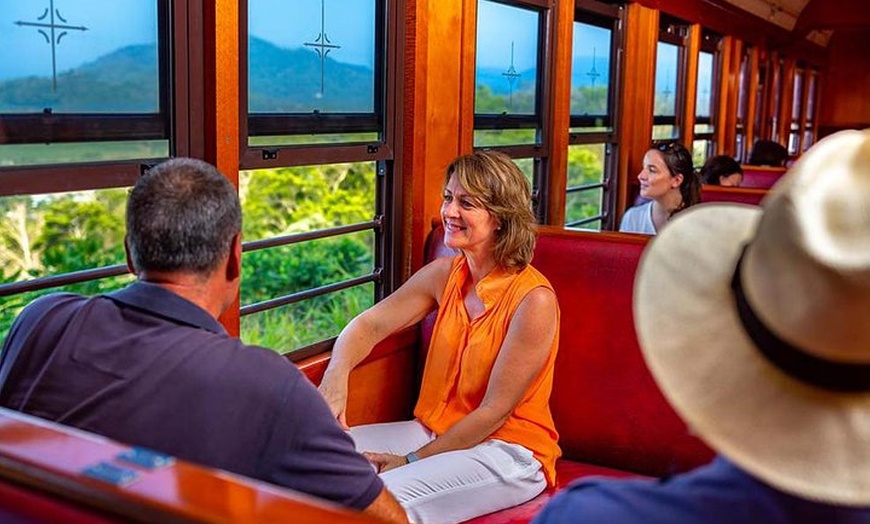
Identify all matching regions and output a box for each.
[318,151,560,524]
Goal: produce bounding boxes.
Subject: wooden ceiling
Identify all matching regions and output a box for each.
[718,0,870,45]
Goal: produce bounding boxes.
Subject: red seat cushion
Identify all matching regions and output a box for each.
[463,460,645,524]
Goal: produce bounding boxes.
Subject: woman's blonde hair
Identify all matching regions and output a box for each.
[445,151,537,270]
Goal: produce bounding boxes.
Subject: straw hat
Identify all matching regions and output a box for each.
[634,129,870,505]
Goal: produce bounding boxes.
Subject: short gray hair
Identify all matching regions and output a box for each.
[126,157,241,276]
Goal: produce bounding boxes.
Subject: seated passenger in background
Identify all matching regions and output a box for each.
[700,155,743,186]
[747,139,788,167]
[0,158,407,524]
[619,142,700,235]
[534,129,870,523]
[318,151,560,524]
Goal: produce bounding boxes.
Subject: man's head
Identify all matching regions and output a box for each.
[634,129,870,506]
[126,157,242,280]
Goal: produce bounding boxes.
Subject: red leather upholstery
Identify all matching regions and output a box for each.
[740,166,787,189]
[701,185,767,206]
[463,461,643,524]
[419,224,715,523]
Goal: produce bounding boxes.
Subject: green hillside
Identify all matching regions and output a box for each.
[0,37,375,114]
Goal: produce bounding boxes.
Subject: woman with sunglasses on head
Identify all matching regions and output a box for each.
[619,142,701,235]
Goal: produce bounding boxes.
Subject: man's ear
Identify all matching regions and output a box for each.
[226,233,242,281]
[124,236,138,276]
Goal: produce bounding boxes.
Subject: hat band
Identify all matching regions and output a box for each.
[731,247,870,392]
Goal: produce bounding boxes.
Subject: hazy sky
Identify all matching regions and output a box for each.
[1,0,712,98]
[0,0,156,80]
[249,0,376,67]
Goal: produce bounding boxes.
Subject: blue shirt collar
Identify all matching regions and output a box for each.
[106,281,227,335]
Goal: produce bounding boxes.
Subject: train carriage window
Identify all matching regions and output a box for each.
[247,0,382,146]
[0,1,170,165]
[652,16,687,142]
[788,67,804,154]
[474,0,543,148]
[242,0,399,355]
[735,46,751,162]
[692,31,720,166]
[0,1,198,341]
[566,4,620,231]
[802,70,818,151]
[472,0,551,225]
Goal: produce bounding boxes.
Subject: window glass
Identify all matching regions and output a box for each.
[571,21,611,118]
[242,282,374,353]
[696,51,714,119]
[1,2,160,113]
[0,1,168,165]
[693,139,710,167]
[0,188,132,340]
[654,42,679,117]
[240,162,376,241]
[791,70,803,121]
[652,125,676,140]
[239,162,377,351]
[473,129,538,148]
[565,144,605,230]
[0,140,167,168]
[802,130,813,152]
[806,73,816,122]
[474,0,540,116]
[248,0,376,114]
[737,51,749,122]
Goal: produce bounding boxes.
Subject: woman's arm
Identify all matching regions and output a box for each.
[373,286,558,472]
[318,257,452,428]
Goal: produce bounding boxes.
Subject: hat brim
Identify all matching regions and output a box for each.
[635,203,870,505]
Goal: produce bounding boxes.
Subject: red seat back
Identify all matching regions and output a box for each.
[701,185,767,206]
[740,166,787,189]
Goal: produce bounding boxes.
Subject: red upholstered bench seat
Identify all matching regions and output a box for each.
[421,224,714,524]
[740,166,787,189]
[464,460,645,524]
[701,184,768,206]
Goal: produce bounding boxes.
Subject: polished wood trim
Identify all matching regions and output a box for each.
[0,164,141,198]
[207,0,241,336]
[616,3,658,219]
[797,69,810,152]
[681,23,701,149]
[297,327,419,426]
[0,409,379,523]
[544,0,574,226]
[408,0,466,274]
[777,58,796,148]
[744,45,760,157]
[716,36,739,156]
[459,0,478,151]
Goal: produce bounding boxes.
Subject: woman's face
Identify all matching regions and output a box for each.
[638,149,683,199]
[719,172,743,187]
[441,174,500,254]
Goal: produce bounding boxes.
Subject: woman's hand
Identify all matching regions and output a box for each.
[363,452,408,473]
[317,372,349,430]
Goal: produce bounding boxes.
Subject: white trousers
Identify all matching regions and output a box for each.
[350,420,546,524]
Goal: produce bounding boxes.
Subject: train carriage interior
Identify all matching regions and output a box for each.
[0,0,868,521]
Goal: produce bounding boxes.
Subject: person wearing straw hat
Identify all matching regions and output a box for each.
[533,129,870,523]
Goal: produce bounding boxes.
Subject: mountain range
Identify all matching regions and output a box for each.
[0,38,609,113]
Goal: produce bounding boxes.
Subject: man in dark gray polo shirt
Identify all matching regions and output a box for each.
[0,158,407,523]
